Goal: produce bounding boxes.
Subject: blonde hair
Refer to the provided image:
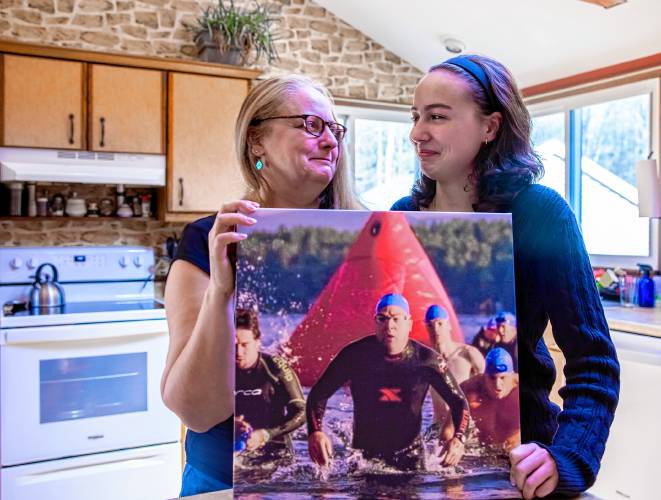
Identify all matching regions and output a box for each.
[234,74,360,209]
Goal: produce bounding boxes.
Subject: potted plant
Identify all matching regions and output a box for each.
[192,0,279,66]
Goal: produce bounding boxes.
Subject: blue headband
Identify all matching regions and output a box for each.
[485,347,514,374]
[425,304,449,323]
[436,55,498,111]
[375,293,410,314]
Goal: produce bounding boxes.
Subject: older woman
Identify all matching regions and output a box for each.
[161,74,359,496]
[392,55,619,500]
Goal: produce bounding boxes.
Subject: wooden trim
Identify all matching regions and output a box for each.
[0,55,5,145]
[522,53,661,98]
[525,69,661,106]
[87,63,94,151]
[81,62,88,150]
[161,71,167,155]
[164,211,213,223]
[0,40,261,80]
[334,96,411,112]
[166,72,175,213]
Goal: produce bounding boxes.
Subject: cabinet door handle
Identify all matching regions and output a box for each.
[68,114,75,145]
[99,117,106,147]
[178,177,184,207]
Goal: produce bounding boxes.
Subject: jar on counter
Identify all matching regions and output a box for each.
[36,197,49,217]
[117,203,133,218]
[65,193,87,217]
[50,193,65,216]
[9,182,24,216]
[132,195,142,217]
[141,194,151,219]
[26,182,37,217]
[86,202,100,217]
[99,198,114,217]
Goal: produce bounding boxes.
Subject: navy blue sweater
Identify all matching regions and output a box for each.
[392,185,620,496]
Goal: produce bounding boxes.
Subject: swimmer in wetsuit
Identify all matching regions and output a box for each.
[306,293,470,471]
[235,308,305,463]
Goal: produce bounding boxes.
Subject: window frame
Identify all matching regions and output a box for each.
[527,78,660,269]
[335,100,417,209]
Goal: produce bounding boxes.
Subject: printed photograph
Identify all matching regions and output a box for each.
[234,209,521,499]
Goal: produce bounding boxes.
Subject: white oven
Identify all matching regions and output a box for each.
[0,246,181,500]
[1,443,181,500]
[1,320,177,466]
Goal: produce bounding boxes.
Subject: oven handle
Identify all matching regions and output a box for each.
[2,320,167,345]
[17,450,172,486]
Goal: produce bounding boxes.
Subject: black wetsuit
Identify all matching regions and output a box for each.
[236,353,305,461]
[306,335,470,470]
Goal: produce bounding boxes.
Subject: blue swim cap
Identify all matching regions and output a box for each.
[375,293,410,314]
[485,347,514,374]
[495,311,516,326]
[486,317,498,330]
[425,304,449,323]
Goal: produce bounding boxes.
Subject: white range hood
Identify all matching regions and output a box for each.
[0,147,166,186]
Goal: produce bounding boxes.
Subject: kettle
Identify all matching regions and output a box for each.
[29,263,65,310]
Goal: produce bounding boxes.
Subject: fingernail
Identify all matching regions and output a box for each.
[237,233,248,239]
[244,217,257,224]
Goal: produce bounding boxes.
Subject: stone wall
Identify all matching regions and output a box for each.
[0,0,422,257]
[0,0,423,103]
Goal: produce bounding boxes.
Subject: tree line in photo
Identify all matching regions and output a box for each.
[238,218,515,315]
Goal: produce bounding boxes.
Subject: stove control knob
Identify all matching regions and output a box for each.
[119,256,129,268]
[133,256,144,268]
[26,258,39,269]
[9,258,23,270]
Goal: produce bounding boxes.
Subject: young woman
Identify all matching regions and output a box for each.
[161,74,359,496]
[392,55,619,500]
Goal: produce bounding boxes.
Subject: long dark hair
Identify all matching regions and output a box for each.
[411,55,544,212]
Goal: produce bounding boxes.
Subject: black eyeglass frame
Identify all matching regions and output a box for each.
[251,114,347,141]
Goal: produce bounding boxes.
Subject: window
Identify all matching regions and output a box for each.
[337,104,418,210]
[529,79,660,267]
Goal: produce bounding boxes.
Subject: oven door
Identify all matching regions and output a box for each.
[1,320,179,466]
[1,442,181,500]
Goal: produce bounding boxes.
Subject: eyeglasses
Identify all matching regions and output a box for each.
[251,114,347,141]
[375,313,407,324]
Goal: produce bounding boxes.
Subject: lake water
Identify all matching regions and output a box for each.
[234,313,521,499]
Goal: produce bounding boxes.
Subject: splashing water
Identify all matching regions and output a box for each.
[234,313,521,498]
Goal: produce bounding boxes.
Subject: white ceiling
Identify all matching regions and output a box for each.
[314,0,661,88]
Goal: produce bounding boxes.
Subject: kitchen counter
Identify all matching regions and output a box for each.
[179,491,232,500]
[602,302,661,338]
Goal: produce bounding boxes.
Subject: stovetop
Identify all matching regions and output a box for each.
[0,300,166,329]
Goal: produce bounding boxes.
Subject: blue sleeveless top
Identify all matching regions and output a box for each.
[173,215,233,485]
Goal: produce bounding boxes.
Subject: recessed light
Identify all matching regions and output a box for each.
[444,38,465,54]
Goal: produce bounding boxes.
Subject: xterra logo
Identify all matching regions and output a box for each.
[235,388,263,396]
[378,387,402,403]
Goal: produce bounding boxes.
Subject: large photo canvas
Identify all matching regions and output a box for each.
[234,209,521,499]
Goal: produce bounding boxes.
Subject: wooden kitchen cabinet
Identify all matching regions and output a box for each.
[166,72,248,214]
[0,54,85,149]
[88,64,164,154]
[0,55,164,154]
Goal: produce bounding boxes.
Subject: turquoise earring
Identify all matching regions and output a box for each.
[255,159,263,170]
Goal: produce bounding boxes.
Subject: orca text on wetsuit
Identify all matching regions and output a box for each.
[236,353,306,455]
